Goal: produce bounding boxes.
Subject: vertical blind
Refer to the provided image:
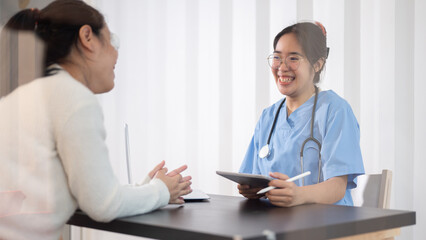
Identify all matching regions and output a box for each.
[84,0,424,239]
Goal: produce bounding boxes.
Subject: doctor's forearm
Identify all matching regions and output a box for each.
[301,176,347,204]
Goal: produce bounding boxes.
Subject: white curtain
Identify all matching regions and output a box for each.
[77,0,424,239]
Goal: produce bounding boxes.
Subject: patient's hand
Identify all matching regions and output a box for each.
[156,168,192,204]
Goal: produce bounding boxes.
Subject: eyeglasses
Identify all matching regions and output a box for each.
[267,53,304,70]
[110,32,120,51]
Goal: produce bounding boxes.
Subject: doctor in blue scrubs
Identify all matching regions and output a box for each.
[238,22,364,207]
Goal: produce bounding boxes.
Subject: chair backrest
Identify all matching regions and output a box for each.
[351,169,392,209]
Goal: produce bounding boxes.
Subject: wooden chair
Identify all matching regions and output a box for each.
[346,170,395,240]
[351,169,393,209]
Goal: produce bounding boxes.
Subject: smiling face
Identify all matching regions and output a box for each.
[272,33,316,98]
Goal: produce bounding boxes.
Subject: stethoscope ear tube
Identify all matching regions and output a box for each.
[300,136,322,185]
[259,86,322,185]
[259,97,287,159]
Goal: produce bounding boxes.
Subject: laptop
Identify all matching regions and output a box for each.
[124,124,209,202]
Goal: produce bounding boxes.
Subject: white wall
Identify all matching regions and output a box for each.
[1,0,423,239]
[414,0,426,239]
[86,1,425,239]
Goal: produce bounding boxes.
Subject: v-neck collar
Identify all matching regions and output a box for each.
[282,92,319,128]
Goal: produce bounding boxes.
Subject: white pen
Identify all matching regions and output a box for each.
[256,171,311,195]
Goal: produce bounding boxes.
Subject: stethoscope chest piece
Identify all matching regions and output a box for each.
[256,86,322,184]
[259,144,270,159]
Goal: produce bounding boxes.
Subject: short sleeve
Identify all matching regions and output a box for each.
[239,136,257,174]
[321,104,365,189]
[239,110,265,174]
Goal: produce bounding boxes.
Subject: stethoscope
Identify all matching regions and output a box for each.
[258,86,322,186]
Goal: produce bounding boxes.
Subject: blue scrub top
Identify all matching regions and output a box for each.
[239,90,365,206]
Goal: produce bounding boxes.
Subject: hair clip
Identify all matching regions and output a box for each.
[31,8,40,30]
[315,21,327,37]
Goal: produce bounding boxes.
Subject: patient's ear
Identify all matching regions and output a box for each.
[78,24,96,52]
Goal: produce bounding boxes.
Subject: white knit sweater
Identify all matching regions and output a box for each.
[0,68,170,240]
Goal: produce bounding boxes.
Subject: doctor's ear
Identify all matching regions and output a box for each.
[78,25,96,52]
[313,58,325,73]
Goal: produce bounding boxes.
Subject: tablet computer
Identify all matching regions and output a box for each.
[216,171,273,188]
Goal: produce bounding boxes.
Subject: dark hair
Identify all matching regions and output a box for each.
[273,22,329,83]
[4,0,105,69]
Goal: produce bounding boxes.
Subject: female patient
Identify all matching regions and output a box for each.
[0,1,191,239]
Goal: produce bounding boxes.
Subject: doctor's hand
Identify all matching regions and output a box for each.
[265,172,304,207]
[237,184,265,199]
[155,167,192,204]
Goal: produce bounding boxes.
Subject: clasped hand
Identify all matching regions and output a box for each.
[149,161,192,204]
